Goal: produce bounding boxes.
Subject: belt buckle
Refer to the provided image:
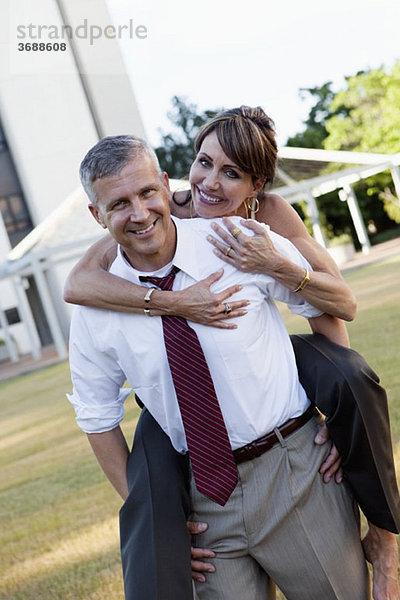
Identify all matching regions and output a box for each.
[245,441,261,459]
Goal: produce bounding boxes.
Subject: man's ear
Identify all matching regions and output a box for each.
[88,203,107,229]
[161,171,170,191]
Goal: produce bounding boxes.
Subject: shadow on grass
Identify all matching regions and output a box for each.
[2,547,124,600]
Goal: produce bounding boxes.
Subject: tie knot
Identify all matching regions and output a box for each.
[140,265,180,291]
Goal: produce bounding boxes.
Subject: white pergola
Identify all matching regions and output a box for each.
[276,147,400,253]
[0,152,399,363]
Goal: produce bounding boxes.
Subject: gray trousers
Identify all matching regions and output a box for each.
[120,334,399,599]
[191,417,371,600]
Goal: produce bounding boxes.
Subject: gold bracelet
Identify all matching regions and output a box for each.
[144,287,156,303]
[292,268,310,293]
[144,308,151,316]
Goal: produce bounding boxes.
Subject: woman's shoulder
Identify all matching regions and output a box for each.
[258,191,307,238]
[259,191,289,216]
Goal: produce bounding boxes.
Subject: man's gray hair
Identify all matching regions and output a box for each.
[79,135,162,204]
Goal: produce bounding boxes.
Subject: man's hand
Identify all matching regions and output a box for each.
[187,521,215,583]
[314,423,343,484]
[362,524,400,600]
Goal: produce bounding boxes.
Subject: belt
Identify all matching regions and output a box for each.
[233,404,316,465]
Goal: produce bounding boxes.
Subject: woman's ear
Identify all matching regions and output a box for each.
[252,177,266,196]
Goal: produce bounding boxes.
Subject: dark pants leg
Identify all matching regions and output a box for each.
[119,407,192,600]
[291,333,400,533]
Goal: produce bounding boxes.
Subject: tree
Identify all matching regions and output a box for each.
[287,63,400,234]
[325,63,400,154]
[286,82,340,149]
[324,62,400,224]
[154,96,223,179]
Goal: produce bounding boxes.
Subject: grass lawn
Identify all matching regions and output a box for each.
[0,255,399,599]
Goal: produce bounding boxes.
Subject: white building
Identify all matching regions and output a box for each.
[1,0,399,365]
[0,0,146,360]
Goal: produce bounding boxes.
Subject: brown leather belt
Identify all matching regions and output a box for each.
[233,404,316,465]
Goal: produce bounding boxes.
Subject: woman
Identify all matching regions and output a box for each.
[65,107,399,599]
[66,110,355,332]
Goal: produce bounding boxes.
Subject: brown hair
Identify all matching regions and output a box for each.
[194,106,277,187]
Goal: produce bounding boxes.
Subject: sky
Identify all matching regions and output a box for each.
[105,0,399,149]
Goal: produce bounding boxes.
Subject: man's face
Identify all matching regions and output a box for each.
[89,155,176,271]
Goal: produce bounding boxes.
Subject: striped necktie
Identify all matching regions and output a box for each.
[140,266,238,505]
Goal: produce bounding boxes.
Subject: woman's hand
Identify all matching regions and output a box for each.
[167,269,249,329]
[207,217,282,275]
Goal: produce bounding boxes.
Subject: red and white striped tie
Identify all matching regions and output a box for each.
[140,266,238,505]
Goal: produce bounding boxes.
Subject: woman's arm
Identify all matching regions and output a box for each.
[64,234,120,306]
[256,193,357,321]
[208,194,357,321]
[64,235,249,328]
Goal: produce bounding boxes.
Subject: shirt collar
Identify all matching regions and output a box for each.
[170,216,202,281]
[114,215,202,283]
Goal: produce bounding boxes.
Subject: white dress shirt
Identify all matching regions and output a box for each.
[68,216,322,452]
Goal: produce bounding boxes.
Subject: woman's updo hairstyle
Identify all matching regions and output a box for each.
[194,106,278,187]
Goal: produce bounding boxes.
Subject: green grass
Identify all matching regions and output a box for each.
[0,365,140,599]
[1,256,399,599]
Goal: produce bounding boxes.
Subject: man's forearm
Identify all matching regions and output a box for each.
[87,425,130,500]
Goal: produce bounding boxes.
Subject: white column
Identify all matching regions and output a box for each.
[11,276,42,360]
[390,165,400,200]
[342,184,371,254]
[30,253,68,359]
[305,190,327,248]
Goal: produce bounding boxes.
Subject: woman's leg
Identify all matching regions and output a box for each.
[291,333,400,533]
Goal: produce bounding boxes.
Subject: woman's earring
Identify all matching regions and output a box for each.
[250,197,259,219]
[244,198,259,219]
[189,199,194,218]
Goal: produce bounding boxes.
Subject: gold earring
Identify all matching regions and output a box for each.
[189,199,194,218]
[250,198,259,219]
[244,198,259,219]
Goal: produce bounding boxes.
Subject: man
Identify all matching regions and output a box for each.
[68,134,377,599]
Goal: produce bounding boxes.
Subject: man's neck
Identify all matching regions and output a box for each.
[121,249,174,274]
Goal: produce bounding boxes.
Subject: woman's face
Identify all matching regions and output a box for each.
[189,131,261,219]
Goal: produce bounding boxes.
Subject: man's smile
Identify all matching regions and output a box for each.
[127,219,158,236]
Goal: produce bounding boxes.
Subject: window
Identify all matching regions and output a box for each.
[0,117,34,248]
[5,308,20,325]
[0,194,33,247]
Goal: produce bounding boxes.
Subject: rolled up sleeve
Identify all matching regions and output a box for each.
[67,309,131,433]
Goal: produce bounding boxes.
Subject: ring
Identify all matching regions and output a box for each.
[224,303,232,315]
[225,245,233,257]
[232,227,242,239]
